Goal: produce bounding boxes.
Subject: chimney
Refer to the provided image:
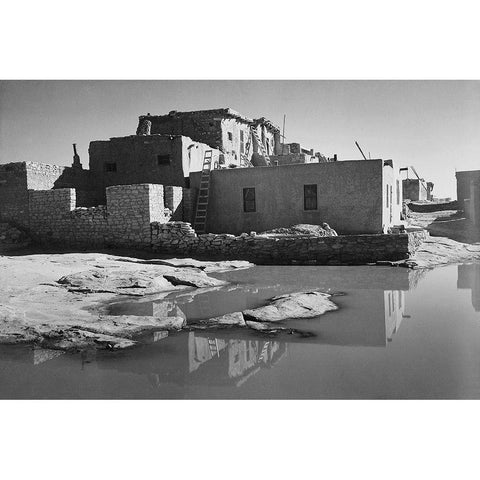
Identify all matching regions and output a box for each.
[72,143,82,169]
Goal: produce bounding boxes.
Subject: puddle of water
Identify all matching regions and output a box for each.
[1,263,480,399]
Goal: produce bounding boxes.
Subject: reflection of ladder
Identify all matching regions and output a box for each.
[258,341,270,362]
[193,150,213,234]
[250,125,271,166]
[208,338,220,358]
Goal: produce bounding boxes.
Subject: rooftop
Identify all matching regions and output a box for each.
[139,108,280,132]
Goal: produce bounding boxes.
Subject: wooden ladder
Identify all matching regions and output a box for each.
[250,125,271,166]
[193,150,213,234]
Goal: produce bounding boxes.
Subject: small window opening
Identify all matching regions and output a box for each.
[228,132,233,141]
[157,154,171,165]
[243,187,256,212]
[104,162,117,172]
[304,184,318,210]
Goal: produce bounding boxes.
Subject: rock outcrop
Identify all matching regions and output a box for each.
[243,291,338,322]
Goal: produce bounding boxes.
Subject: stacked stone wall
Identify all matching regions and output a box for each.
[150,221,429,265]
[28,184,166,249]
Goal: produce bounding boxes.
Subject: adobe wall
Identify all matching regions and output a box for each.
[88,135,220,197]
[402,178,427,202]
[191,160,389,236]
[0,163,29,228]
[24,161,99,207]
[456,170,480,210]
[150,221,429,265]
[382,161,402,231]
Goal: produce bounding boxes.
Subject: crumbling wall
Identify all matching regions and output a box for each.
[150,221,429,265]
[27,184,167,248]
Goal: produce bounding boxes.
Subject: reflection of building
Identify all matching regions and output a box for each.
[96,331,287,389]
[384,290,406,341]
[457,264,480,312]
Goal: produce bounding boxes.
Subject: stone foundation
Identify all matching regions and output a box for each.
[150,221,429,265]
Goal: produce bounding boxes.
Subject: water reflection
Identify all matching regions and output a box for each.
[457,264,480,312]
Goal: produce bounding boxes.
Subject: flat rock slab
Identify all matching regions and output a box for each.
[142,258,253,273]
[196,312,246,328]
[163,268,227,288]
[400,236,480,269]
[243,291,338,323]
[58,266,226,295]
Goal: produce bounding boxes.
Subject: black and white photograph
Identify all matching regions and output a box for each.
[1,1,479,479]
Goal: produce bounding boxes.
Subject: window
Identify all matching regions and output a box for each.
[157,154,171,165]
[104,162,117,172]
[240,130,244,153]
[304,184,318,210]
[386,185,389,208]
[243,187,256,212]
[396,180,400,205]
[228,132,233,141]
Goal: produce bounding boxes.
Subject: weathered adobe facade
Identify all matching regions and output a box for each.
[402,178,434,202]
[88,134,219,200]
[190,159,402,235]
[136,108,281,167]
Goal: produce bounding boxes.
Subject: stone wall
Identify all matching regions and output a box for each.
[0,163,29,228]
[27,184,166,249]
[150,221,429,265]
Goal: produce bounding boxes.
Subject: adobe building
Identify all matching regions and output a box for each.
[190,158,403,235]
[400,167,434,202]
[136,108,280,166]
[456,169,480,212]
[0,107,403,243]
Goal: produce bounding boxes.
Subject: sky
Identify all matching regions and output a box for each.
[1,80,479,198]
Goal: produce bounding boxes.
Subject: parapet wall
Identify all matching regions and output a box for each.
[150,222,429,265]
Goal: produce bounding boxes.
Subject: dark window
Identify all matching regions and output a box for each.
[396,180,400,205]
[240,130,244,153]
[240,130,244,141]
[386,185,389,208]
[228,132,233,141]
[104,162,117,172]
[304,184,317,210]
[243,187,256,212]
[157,154,171,165]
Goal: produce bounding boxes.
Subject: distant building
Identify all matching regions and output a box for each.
[455,170,480,210]
[400,167,433,201]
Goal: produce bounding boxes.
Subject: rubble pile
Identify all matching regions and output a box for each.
[260,224,336,237]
